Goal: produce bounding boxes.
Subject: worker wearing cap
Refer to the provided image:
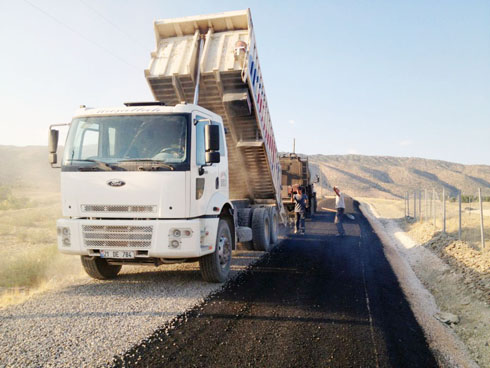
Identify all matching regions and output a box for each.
[333,186,345,237]
[292,186,307,234]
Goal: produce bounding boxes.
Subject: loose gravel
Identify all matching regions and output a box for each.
[0,251,264,367]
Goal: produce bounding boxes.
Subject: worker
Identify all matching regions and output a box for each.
[292,185,308,234]
[333,186,345,237]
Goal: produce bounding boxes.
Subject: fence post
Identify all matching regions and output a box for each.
[414,190,417,220]
[458,190,462,240]
[407,191,410,218]
[433,188,436,228]
[479,188,486,251]
[419,190,422,222]
[443,187,446,233]
[404,191,407,217]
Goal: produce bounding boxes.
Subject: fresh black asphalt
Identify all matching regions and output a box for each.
[111,199,438,368]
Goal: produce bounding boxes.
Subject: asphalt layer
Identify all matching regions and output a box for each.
[111,199,438,368]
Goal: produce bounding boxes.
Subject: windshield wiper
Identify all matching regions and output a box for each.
[71,159,113,171]
[118,159,175,171]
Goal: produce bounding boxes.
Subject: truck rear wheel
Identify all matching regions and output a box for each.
[252,207,270,251]
[81,256,122,280]
[199,218,233,283]
[237,208,253,227]
[237,208,254,249]
[269,207,279,245]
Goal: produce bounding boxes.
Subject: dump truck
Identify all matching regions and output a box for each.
[280,153,317,224]
[48,9,285,282]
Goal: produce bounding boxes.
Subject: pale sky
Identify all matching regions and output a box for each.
[1,0,489,165]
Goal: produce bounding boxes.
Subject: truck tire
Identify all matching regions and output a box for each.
[81,256,122,280]
[237,208,254,249]
[269,207,279,245]
[237,208,253,227]
[199,218,233,283]
[252,207,270,251]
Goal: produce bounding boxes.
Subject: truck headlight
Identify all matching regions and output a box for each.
[173,229,181,237]
[58,226,71,246]
[169,239,180,248]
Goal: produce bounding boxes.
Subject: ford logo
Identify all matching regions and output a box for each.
[107,179,126,187]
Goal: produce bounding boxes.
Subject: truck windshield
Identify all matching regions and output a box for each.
[62,114,189,171]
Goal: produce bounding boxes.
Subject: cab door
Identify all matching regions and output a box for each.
[216,122,229,199]
[192,115,220,216]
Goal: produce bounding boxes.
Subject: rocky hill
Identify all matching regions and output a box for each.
[309,155,490,199]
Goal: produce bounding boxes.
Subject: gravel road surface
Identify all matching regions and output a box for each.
[0,251,263,367]
[112,199,438,368]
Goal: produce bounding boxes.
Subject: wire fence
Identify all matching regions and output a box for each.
[403,187,489,252]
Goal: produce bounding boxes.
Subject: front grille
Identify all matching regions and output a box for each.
[82,225,153,248]
[81,205,157,213]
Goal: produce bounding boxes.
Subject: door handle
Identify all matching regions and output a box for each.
[215,177,219,189]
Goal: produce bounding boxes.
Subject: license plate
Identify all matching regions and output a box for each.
[100,250,134,259]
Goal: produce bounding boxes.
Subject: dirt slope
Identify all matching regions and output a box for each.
[309,154,490,199]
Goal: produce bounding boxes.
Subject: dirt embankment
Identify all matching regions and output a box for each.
[363,199,489,367]
[403,221,489,303]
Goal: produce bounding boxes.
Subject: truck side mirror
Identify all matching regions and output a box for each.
[205,124,220,152]
[49,129,59,165]
[205,151,220,164]
[205,125,220,164]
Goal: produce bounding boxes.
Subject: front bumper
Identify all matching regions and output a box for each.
[56,218,219,259]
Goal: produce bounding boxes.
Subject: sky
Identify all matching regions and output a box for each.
[0,0,489,165]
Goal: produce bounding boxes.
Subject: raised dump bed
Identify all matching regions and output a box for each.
[145,9,283,214]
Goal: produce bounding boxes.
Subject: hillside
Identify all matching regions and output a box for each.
[309,155,490,199]
[1,146,489,199]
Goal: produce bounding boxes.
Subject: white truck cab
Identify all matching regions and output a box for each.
[53,102,238,282]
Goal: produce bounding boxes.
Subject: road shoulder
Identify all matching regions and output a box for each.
[359,202,482,368]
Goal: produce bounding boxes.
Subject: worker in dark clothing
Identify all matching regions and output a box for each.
[292,186,308,234]
[333,186,345,237]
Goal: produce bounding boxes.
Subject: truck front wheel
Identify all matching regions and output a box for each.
[81,256,122,280]
[199,218,233,283]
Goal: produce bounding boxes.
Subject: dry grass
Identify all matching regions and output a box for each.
[0,189,82,307]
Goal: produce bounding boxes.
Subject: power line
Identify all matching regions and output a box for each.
[78,0,148,52]
[22,0,138,70]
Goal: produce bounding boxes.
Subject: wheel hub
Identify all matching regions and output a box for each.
[218,235,231,268]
